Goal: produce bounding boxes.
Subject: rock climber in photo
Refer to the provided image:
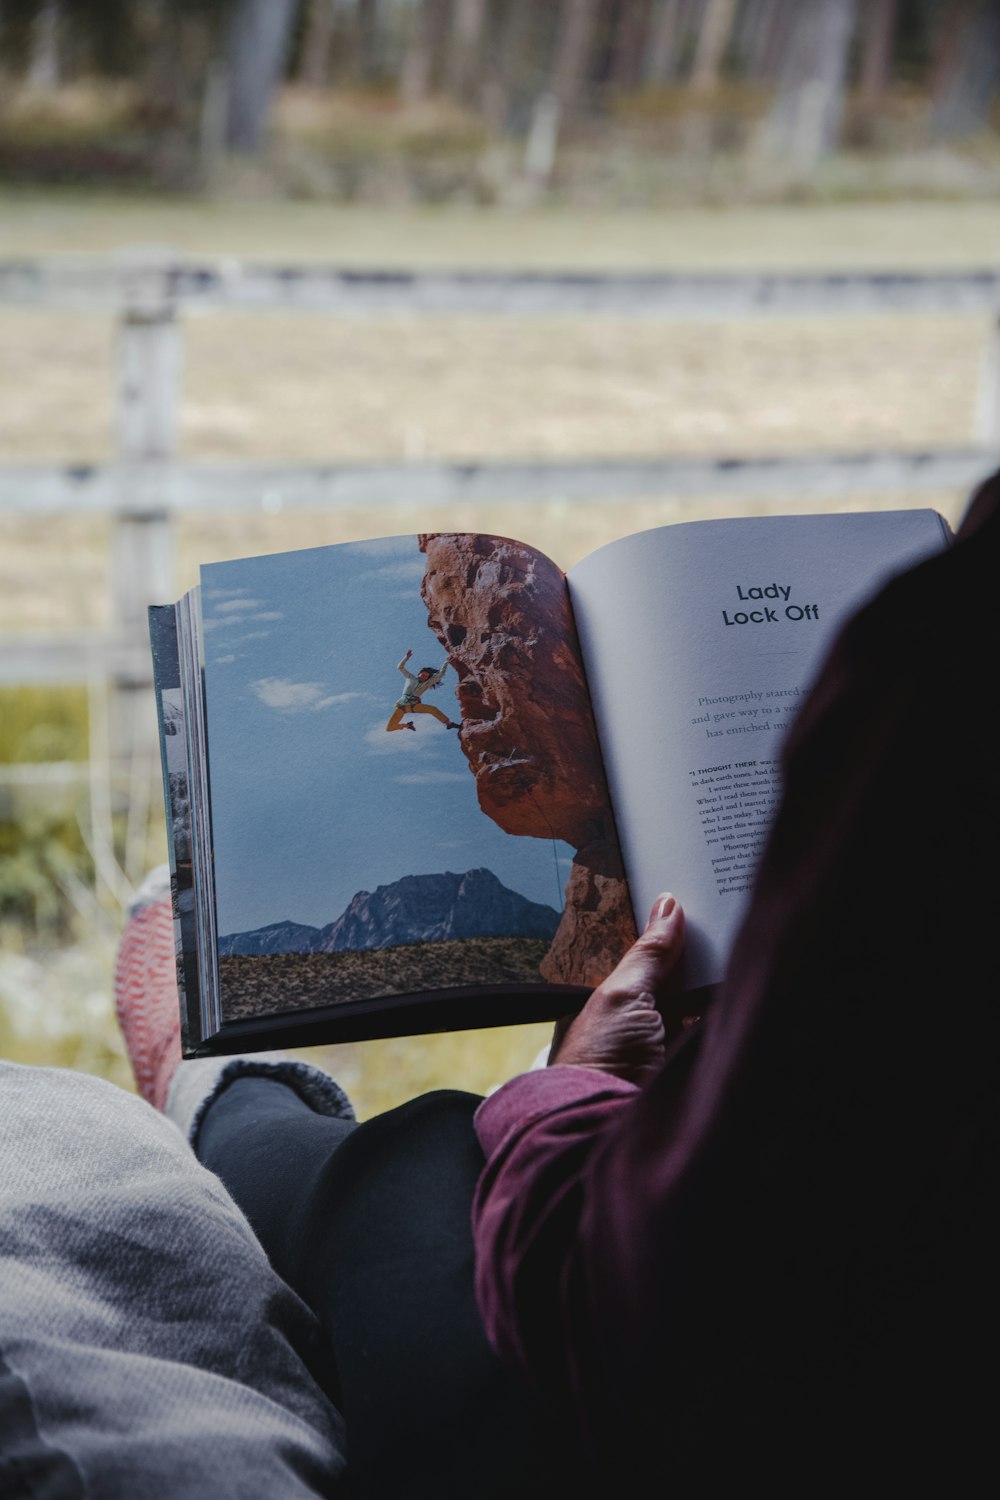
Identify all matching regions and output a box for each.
[386,648,461,733]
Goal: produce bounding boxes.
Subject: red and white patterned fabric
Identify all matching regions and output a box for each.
[113,867,181,1110]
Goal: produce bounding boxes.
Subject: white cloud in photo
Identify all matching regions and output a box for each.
[314,691,368,709]
[353,564,428,588]
[213,653,238,665]
[216,629,276,646]
[394,771,469,785]
[356,559,427,584]
[214,598,267,614]
[204,587,250,600]
[363,719,437,753]
[204,610,284,632]
[250,679,365,712]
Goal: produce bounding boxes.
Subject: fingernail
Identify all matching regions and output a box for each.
[648,893,676,925]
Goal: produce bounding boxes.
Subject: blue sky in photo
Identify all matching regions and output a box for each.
[200,535,574,936]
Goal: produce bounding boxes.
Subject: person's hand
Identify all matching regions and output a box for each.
[403,648,413,661]
[548,894,685,1085]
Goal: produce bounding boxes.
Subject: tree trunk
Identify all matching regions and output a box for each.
[133,2,199,126]
[446,0,487,103]
[690,0,736,92]
[733,0,763,72]
[27,0,61,90]
[401,0,451,104]
[644,0,682,83]
[757,0,859,171]
[611,0,650,94]
[354,0,380,83]
[224,0,300,154]
[552,0,600,115]
[928,0,974,101]
[746,0,794,83]
[857,0,898,117]
[483,0,534,132]
[298,0,334,89]
[929,0,1000,138]
[645,0,706,85]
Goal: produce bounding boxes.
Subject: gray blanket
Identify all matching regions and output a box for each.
[0,1060,346,1497]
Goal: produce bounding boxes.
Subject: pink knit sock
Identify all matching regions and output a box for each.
[113,870,182,1111]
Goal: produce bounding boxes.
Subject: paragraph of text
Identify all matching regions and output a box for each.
[688,759,784,896]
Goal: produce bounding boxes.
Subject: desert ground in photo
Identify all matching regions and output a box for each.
[219,935,555,1021]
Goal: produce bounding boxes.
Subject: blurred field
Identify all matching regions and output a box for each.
[4,190,1000,266]
[0,191,992,1114]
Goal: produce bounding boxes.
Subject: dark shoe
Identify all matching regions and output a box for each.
[404,720,416,731]
[447,721,461,730]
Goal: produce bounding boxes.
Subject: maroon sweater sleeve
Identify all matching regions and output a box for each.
[472,1067,638,1376]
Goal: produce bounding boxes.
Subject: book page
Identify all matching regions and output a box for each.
[567,510,948,990]
[198,532,628,1031]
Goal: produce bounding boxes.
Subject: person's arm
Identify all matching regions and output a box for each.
[397,649,415,680]
[472,1069,639,1380]
[472,896,686,1383]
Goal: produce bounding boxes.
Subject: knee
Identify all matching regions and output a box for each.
[397,1088,482,1120]
[345,1089,483,1166]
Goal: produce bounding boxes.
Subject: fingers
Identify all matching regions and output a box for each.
[545,895,684,1084]
[592,893,685,1011]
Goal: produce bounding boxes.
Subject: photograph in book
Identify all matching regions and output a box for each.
[200,532,631,1026]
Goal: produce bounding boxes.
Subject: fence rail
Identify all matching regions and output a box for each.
[5,259,1000,316]
[0,445,991,517]
[3,254,1000,760]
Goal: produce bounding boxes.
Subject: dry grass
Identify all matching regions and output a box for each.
[4,190,1000,266]
[0,300,983,627]
[179,311,983,466]
[0,307,984,471]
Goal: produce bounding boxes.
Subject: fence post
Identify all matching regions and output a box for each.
[111,248,180,764]
[523,93,560,191]
[975,315,1000,449]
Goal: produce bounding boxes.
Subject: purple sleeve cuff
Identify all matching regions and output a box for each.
[474,1065,638,1159]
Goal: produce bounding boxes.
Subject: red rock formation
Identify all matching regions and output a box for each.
[419,533,637,984]
[538,855,638,989]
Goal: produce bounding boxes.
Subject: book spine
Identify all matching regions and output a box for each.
[148,604,203,1051]
[177,588,225,1049]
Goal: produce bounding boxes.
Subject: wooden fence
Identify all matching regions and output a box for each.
[3,251,1000,767]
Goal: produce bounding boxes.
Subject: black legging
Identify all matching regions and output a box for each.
[195,1076,564,1500]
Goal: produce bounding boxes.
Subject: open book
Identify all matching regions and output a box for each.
[150,509,949,1057]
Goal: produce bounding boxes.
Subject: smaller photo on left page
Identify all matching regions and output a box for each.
[199,534,605,1027]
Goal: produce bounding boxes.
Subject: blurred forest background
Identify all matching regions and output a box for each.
[2,0,1000,202]
[2,0,999,1116]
